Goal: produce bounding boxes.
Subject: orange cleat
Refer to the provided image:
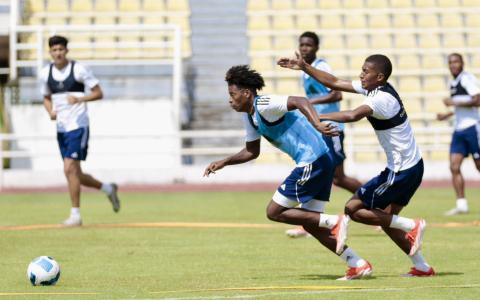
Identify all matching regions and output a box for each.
[337,261,373,280]
[403,267,435,277]
[406,219,426,256]
[331,215,350,255]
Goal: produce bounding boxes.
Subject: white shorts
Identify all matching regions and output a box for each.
[272,190,327,212]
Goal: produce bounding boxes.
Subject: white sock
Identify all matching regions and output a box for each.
[340,248,367,268]
[456,198,468,211]
[70,207,80,217]
[390,215,415,232]
[101,183,113,195]
[409,251,431,272]
[319,214,339,229]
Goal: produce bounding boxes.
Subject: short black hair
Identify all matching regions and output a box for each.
[48,35,68,48]
[365,54,392,80]
[225,65,265,93]
[299,31,319,47]
[448,52,463,63]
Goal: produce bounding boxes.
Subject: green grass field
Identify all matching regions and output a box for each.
[0,187,479,299]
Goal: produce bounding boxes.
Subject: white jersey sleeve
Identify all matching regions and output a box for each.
[352,80,368,95]
[256,95,289,122]
[460,73,480,96]
[39,66,51,96]
[74,63,100,89]
[362,92,400,120]
[242,113,261,142]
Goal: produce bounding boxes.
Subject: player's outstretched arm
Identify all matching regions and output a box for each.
[287,96,338,136]
[310,90,343,105]
[203,139,260,177]
[277,53,356,93]
[319,105,373,123]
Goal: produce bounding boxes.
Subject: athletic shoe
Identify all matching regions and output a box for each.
[108,183,120,213]
[62,215,82,227]
[331,214,350,255]
[406,219,426,256]
[285,227,311,238]
[337,261,373,280]
[444,207,468,216]
[403,267,435,277]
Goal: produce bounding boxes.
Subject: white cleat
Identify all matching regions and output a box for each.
[108,183,120,213]
[444,207,468,216]
[285,227,311,238]
[62,215,82,227]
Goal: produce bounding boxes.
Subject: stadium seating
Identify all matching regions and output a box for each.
[21,0,192,59]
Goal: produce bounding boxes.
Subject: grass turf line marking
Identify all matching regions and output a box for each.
[0,220,479,231]
[151,285,366,294]
[155,284,480,300]
[0,292,99,296]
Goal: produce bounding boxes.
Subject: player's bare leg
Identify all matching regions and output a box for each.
[78,165,120,213]
[446,153,468,215]
[62,158,82,226]
[287,163,362,238]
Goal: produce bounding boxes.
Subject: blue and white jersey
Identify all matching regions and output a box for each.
[242,95,329,166]
[301,58,344,131]
[449,71,480,131]
[352,80,422,172]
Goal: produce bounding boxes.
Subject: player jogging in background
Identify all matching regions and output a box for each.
[279,53,435,277]
[41,35,120,226]
[204,65,372,280]
[286,32,362,238]
[437,53,480,216]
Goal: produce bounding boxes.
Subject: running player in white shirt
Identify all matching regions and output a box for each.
[437,53,480,216]
[278,53,435,277]
[41,36,120,226]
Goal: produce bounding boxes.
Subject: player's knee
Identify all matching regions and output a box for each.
[265,208,280,222]
[450,163,461,174]
[332,176,343,187]
[344,204,357,219]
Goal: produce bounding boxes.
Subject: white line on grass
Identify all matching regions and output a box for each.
[155,284,480,300]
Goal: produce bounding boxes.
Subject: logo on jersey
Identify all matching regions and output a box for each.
[360,187,366,195]
[280,184,286,190]
[71,152,78,158]
[57,81,64,90]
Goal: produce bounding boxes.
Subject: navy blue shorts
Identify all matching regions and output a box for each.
[275,153,334,204]
[322,131,346,166]
[450,124,480,159]
[57,127,89,161]
[357,159,424,210]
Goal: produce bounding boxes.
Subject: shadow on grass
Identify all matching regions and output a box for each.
[299,274,377,280]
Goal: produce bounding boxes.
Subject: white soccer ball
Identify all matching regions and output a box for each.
[27,256,61,286]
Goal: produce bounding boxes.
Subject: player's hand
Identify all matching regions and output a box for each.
[443,98,454,107]
[277,52,306,71]
[436,112,449,121]
[49,111,57,121]
[67,95,81,104]
[203,160,226,177]
[315,122,339,137]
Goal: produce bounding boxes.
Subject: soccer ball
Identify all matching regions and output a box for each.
[27,256,61,286]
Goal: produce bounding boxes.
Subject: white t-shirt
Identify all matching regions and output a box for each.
[352,80,422,172]
[450,71,480,130]
[242,95,289,142]
[40,61,99,132]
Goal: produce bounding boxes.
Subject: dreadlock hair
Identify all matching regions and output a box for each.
[225,65,265,94]
[365,54,392,81]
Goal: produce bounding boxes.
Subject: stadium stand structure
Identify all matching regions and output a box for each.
[247,0,480,162]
